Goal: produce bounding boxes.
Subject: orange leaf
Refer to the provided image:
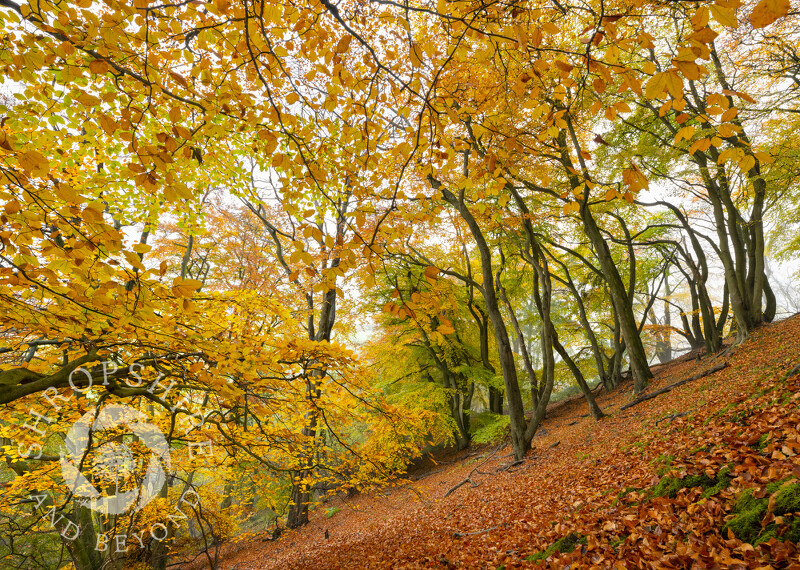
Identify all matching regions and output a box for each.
[750,0,790,28]
[88,59,110,74]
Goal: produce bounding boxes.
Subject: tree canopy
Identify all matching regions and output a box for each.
[1,0,798,566]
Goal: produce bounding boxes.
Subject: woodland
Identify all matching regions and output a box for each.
[0,0,799,567]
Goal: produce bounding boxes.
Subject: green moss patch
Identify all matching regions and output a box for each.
[649,465,732,499]
[524,533,585,562]
[723,479,800,545]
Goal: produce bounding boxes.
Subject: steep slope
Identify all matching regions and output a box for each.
[188,315,800,569]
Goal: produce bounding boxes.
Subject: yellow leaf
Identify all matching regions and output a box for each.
[18,151,50,177]
[171,278,202,297]
[132,243,152,254]
[687,27,719,44]
[688,138,712,154]
[739,154,755,172]
[123,250,146,271]
[409,43,422,68]
[82,204,105,224]
[691,6,710,29]
[664,71,684,99]
[750,0,790,28]
[77,92,101,107]
[718,148,736,164]
[541,22,559,34]
[555,60,574,73]
[437,324,455,335]
[593,78,606,93]
[754,151,773,164]
[710,4,739,27]
[674,60,703,80]
[719,123,736,137]
[645,72,668,100]
[720,107,738,122]
[175,125,192,140]
[674,125,696,144]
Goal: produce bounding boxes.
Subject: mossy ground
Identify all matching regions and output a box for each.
[723,479,800,545]
[648,465,733,500]
[524,533,586,562]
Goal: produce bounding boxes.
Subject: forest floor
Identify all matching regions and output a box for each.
[180,316,800,569]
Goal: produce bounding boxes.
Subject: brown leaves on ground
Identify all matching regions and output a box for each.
[184,316,800,569]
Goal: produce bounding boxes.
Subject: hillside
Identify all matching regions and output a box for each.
[181,316,800,569]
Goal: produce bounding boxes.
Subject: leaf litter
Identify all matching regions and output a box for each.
[180,315,800,569]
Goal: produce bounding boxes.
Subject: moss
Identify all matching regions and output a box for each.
[704,403,735,425]
[722,480,800,544]
[648,466,732,500]
[751,434,769,451]
[785,517,800,543]
[650,454,675,476]
[723,490,767,544]
[610,535,628,551]
[470,413,510,444]
[610,486,640,508]
[701,466,733,499]
[774,480,800,515]
[651,473,713,498]
[524,533,585,562]
[765,479,783,494]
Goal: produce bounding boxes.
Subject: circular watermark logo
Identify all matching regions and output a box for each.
[60,404,172,515]
[18,360,215,553]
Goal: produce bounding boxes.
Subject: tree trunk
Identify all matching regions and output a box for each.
[436,180,530,460]
[67,505,103,570]
[552,336,604,419]
[579,205,652,393]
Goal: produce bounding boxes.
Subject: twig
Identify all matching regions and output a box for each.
[781,362,800,382]
[411,467,446,481]
[654,411,689,425]
[443,477,479,498]
[620,362,728,410]
[443,445,502,498]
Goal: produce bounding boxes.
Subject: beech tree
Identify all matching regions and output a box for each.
[1,0,798,565]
